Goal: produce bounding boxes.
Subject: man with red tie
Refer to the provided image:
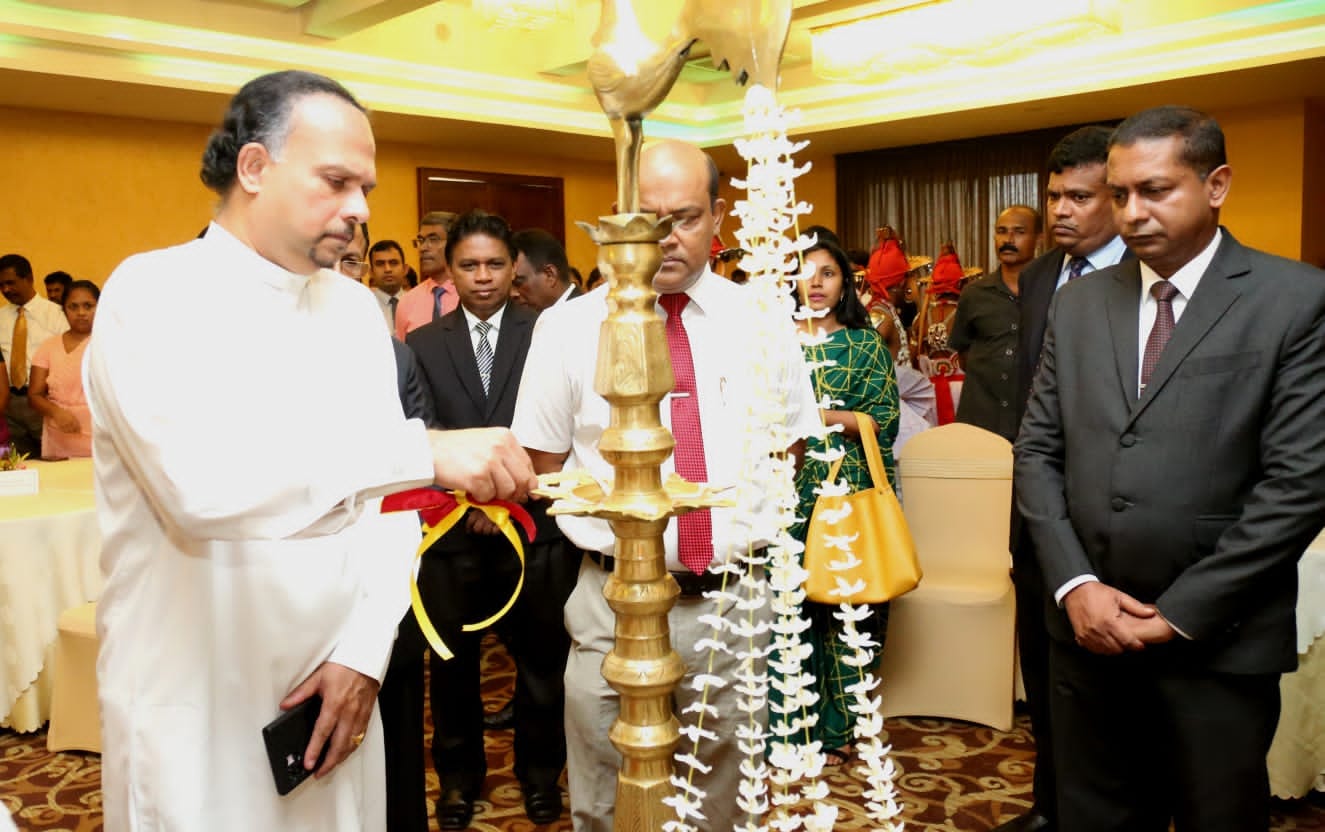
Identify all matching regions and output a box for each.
[511,139,819,832]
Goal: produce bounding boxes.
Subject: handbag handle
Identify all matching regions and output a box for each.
[824,411,894,495]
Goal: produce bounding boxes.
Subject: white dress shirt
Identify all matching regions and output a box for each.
[1135,229,1220,396]
[0,294,68,381]
[1054,234,1129,289]
[512,270,820,571]
[372,286,404,333]
[460,301,505,353]
[551,284,576,308]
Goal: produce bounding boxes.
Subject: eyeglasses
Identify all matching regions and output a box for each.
[413,234,446,249]
[337,257,366,277]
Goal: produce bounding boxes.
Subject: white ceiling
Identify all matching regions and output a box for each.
[0,0,1322,162]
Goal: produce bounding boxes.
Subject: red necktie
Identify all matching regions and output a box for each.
[1141,280,1179,390]
[661,293,713,574]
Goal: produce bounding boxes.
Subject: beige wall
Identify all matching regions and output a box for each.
[1301,98,1325,269]
[0,105,620,286]
[1213,99,1308,260]
[0,99,1313,293]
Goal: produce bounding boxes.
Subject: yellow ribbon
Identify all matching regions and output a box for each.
[409,492,526,661]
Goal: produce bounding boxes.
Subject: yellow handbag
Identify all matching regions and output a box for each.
[803,411,921,604]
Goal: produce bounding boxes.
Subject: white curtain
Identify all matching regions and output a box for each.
[834,125,1103,272]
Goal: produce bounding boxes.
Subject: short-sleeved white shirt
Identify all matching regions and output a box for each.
[512,269,820,571]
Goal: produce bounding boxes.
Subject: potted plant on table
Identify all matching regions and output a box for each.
[0,444,37,496]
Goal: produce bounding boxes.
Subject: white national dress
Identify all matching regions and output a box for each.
[85,223,433,831]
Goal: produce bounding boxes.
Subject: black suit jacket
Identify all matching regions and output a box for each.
[407,303,535,430]
[391,337,437,428]
[407,303,553,547]
[1014,230,1325,674]
[1015,244,1137,422]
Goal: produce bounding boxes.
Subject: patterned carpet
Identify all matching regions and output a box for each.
[3,637,1323,831]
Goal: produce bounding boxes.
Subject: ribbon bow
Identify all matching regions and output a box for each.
[382,487,537,660]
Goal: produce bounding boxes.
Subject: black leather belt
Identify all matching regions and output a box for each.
[585,550,762,597]
[9,387,26,396]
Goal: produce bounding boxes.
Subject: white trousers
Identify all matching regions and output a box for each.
[563,557,770,832]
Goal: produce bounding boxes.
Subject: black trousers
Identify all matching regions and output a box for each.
[1011,531,1056,822]
[418,529,580,799]
[1049,638,1280,832]
[379,612,427,832]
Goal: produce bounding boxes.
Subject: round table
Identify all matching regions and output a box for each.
[1268,529,1325,798]
[0,458,101,732]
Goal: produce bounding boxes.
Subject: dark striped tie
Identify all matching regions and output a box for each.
[475,320,494,396]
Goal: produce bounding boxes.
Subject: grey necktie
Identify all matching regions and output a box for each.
[388,296,399,325]
[475,320,494,396]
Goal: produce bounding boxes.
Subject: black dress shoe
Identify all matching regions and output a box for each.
[483,701,515,731]
[437,788,476,831]
[523,784,564,825]
[989,810,1052,832]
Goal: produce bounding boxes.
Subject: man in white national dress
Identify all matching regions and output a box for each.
[86,70,536,832]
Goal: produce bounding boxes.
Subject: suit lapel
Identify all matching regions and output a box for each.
[442,311,487,414]
[483,305,527,420]
[1127,236,1248,425]
[1105,261,1142,407]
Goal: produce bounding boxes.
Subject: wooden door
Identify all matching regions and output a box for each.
[417,168,565,243]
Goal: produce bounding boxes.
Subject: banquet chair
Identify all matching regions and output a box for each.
[876,423,1016,731]
[47,602,101,753]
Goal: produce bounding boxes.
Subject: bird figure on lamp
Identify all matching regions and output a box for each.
[587,0,792,214]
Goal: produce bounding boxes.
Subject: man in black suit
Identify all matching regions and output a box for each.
[511,228,582,312]
[470,227,582,735]
[407,210,577,830]
[1000,125,1128,832]
[1015,106,1325,831]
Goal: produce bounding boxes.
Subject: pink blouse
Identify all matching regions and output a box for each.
[31,334,92,459]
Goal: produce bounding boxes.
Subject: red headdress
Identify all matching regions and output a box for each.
[930,250,965,297]
[866,239,910,297]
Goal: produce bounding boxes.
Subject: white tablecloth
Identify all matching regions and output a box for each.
[1267,530,1325,798]
[0,459,101,732]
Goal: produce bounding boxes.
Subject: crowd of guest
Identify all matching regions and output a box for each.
[8,69,1320,832]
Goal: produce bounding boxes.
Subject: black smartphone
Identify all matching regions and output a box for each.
[262,694,329,796]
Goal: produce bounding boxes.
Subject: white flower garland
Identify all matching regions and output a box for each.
[663,84,903,832]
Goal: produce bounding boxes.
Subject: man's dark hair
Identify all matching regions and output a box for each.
[44,271,73,291]
[511,228,570,284]
[369,239,405,261]
[62,279,101,307]
[1047,125,1113,175]
[1109,106,1226,178]
[803,225,842,248]
[200,70,365,194]
[846,248,870,269]
[445,210,514,264]
[0,254,33,279]
[802,241,871,330]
